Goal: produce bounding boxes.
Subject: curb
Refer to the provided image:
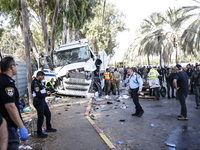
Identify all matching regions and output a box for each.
[85,98,117,150]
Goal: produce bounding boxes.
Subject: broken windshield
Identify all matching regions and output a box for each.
[53,46,91,67]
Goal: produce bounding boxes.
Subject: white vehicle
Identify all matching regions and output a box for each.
[46,39,103,97]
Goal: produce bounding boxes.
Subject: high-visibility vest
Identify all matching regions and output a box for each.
[110,73,113,83]
[45,81,54,89]
[104,72,110,80]
[149,70,158,80]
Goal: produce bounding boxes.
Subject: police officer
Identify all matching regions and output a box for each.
[113,68,121,95]
[104,68,111,95]
[173,64,189,120]
[0,113,8,150]
[31,71,57,138]
[126,68,144,117]
[0,57,29,149]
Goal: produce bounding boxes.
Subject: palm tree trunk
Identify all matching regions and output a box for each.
[160,49,162,67]
[147,55,150,66]
[175,46,178,64]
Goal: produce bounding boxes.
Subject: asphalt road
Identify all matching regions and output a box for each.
[20,85,200,150]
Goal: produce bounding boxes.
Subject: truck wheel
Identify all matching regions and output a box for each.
[160,86,166,97]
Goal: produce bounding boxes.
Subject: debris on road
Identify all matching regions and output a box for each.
[117,141,124,144]
[151,124,155,127]
[23,106,33,113]
[119,119,125,122]
[165,142,176,147]
[19,145,33,149]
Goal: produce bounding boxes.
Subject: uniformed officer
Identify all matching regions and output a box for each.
[0,56,29,149]
[126,68,144,117]
[0,113,8,150]
[104,68,111,95]
[113,68,121,95]
[31,71,57,138]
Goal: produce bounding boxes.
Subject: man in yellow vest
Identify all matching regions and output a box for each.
[45,78,55,93]
[109,70,114,94]
[148,66,162,96]
[104,68,111,95]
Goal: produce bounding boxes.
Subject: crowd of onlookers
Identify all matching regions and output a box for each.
[123,63,199,102]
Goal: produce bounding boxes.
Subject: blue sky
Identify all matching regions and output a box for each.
[109,0,198,63]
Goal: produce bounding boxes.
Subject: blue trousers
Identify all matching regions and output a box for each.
[33,99,51,135]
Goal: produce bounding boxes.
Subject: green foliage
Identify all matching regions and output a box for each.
[80,1,126,55]
[0,26,23,54]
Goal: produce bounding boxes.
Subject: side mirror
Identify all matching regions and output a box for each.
[45,56,54,70]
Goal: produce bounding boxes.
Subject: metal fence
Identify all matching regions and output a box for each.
[12,61,37,97]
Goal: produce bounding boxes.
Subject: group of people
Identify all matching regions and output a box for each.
[104,68,121,95]
[0,57,57,150]
[123,63,200,121]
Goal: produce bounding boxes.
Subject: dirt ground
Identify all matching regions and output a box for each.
[19,85,200,150]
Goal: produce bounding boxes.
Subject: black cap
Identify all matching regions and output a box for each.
[176,64,182,70]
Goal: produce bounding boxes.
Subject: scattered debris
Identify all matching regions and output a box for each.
[106,115,110,117]
[121,105,128,109]
[119,119,125,122]
[120,122,124,125]
[151,124,155,127]
[58,113,61,115]
[19,145,33,149]
[165,142,176,147]
[117,141,124,144]
[107,102,113,104]
[167,114,171,116]
[23,107,33,113]
[24,119,32,123]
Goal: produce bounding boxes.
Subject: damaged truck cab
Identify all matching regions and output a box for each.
[47,39,102,97]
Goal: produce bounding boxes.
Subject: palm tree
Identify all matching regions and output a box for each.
[174,0,200,58]
[140,12,164,66]
[159,7,186,64]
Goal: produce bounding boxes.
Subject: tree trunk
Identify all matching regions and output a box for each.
[147,55,150,66]
[50,0,59,58]
[175,46,178,64]
[18,0,40,68]
[38,0,49,55]
[21,0,34,107]
[160,49,162,67]
[75,28,79,41]
[62,0,69,44]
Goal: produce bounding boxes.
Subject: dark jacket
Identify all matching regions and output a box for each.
[166,72,175,82]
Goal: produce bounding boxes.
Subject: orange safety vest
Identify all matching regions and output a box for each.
[110,73,113,83]
[104,72,110,80]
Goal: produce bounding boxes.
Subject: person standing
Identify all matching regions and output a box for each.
[186,64,193,94]
[104,68,111,95]
[166,68,176,99]
[32,71,57,138]
[143,66,148,83]
[0,113,8,150]
[0,57,29,149]
[45,78,55,93]
[173,64,189,120]
[190,65,200,109]
[126,68,144,117]
[113,68,121,95]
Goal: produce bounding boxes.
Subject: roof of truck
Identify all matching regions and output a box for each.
[54,39,90,53]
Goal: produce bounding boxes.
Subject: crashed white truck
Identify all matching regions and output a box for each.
[46,39,103,98]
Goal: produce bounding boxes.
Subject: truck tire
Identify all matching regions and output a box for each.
[160,86,166,97]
